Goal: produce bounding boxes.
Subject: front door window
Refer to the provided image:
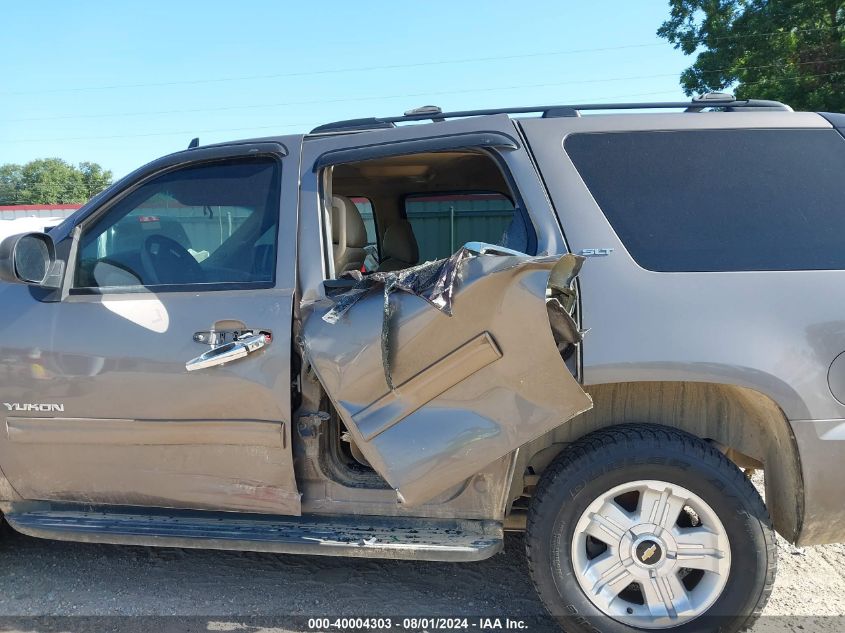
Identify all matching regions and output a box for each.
[75,157,280,290]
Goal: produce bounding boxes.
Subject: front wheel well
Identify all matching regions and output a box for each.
[508,381,803,542]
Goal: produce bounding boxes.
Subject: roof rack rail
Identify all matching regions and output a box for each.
[309,94,793,134]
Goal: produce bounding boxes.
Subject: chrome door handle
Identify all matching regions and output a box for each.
[185,333,267,372]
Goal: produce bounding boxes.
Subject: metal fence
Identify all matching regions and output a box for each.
[405,195,516,261]
[354,195,516,262]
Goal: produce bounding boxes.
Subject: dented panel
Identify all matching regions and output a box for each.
[301,252,593,507]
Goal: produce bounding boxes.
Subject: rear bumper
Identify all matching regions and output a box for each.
[791,419,845,545]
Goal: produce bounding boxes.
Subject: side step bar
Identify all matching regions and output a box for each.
[5,508,503,562]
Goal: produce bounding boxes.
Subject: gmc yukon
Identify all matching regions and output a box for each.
[1,95,845,633]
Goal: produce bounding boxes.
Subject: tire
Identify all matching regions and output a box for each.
[526,424,776,633]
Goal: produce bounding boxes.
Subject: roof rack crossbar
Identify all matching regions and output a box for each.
[309,97,793,134]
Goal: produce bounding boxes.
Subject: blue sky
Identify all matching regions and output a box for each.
[0,1,692,178]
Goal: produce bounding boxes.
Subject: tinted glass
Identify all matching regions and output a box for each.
[350,197,380,272]
[404,192,529,261]
[75,157,280,289]
[350,197,377,247]
[565,129,845,271]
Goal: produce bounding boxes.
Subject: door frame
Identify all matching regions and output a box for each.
[296,115,569,304]
[56,141,295,299]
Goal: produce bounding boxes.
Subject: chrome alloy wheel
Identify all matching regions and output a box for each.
[570,479,731,628]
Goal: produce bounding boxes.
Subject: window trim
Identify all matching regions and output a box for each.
[67,153,283,295]
[69,280,276,296]
[311,131,520,172]
[311,140,539,285]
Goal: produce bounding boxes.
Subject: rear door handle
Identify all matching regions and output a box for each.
[185,333,268,372]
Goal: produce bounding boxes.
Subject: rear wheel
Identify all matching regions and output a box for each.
[526,424,776,633]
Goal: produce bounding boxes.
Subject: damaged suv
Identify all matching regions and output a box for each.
[1,95,845,632]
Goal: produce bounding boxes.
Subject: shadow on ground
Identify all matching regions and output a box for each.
[0,530,558,632]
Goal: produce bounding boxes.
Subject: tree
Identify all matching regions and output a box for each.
[0,159,113,205]
[658,0,845,112]
[0,164,23,205]
[78,162,113,200]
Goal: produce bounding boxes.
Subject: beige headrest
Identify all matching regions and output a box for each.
[331,196,367,248]
[382,219,419,266]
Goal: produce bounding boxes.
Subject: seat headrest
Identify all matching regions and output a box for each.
[331,196,367,248]
[382,220,419,266]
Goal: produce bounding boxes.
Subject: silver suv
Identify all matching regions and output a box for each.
[1,96,844,633]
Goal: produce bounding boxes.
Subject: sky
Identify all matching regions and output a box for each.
[0,1,693,178]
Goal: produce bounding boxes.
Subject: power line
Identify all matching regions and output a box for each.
[0,89,682,145]
[0,122,305,144]
[732,69,845,87]
[5,75,686,123]
[1,26,840,97]
[10,56,844,124]
[3,67,842,146]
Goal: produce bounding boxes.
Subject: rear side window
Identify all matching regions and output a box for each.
[350,196,379,272]
[565,129,845,271]
[350,197,377,248]
[404,192,529,261]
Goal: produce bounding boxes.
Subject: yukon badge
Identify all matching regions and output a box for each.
[3,403,65,413]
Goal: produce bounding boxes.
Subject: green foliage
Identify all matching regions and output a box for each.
[658,0,845,111]
[0,158,113,205]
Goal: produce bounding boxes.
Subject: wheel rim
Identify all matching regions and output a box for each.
[570,479,731,629]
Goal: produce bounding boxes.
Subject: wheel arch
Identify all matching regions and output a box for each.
[509,381,804,542]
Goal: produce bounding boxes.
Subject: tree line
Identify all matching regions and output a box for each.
[0,159,113,206]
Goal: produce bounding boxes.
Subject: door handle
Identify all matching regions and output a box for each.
[185,333,268,372]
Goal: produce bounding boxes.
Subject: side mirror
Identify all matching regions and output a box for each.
[0,232,59,287]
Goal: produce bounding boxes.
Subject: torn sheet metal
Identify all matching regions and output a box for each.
[545,254,587,354]
[322,247,475,389]
[323,247,473,324]
[301,250,593,507]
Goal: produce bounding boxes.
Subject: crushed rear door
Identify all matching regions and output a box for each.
[300,250,593,507]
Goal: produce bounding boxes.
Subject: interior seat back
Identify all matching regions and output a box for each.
[379,220,420,272]
[331,195,367,275]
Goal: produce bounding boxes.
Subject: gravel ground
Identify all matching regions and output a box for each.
[0,476,841,633]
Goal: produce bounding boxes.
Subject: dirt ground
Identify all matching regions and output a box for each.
[0,476,842,633]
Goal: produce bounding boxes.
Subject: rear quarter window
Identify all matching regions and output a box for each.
[565,128,845,271]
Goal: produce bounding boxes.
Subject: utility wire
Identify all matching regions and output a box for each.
[1,26,841,97]
[9,56,845,124]
[3,67,843,145]
[4,75,690,122]
[0,89,683,145]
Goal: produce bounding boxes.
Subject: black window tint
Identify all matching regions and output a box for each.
[404,192,529,261]
[75,157,280,289]
[565,129,845,271]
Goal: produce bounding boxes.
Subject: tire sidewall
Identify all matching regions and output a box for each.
[530,444,771,633]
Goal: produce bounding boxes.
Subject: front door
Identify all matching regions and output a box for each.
[0,144,301,515]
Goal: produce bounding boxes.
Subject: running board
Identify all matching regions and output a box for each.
[5,508,503,562]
